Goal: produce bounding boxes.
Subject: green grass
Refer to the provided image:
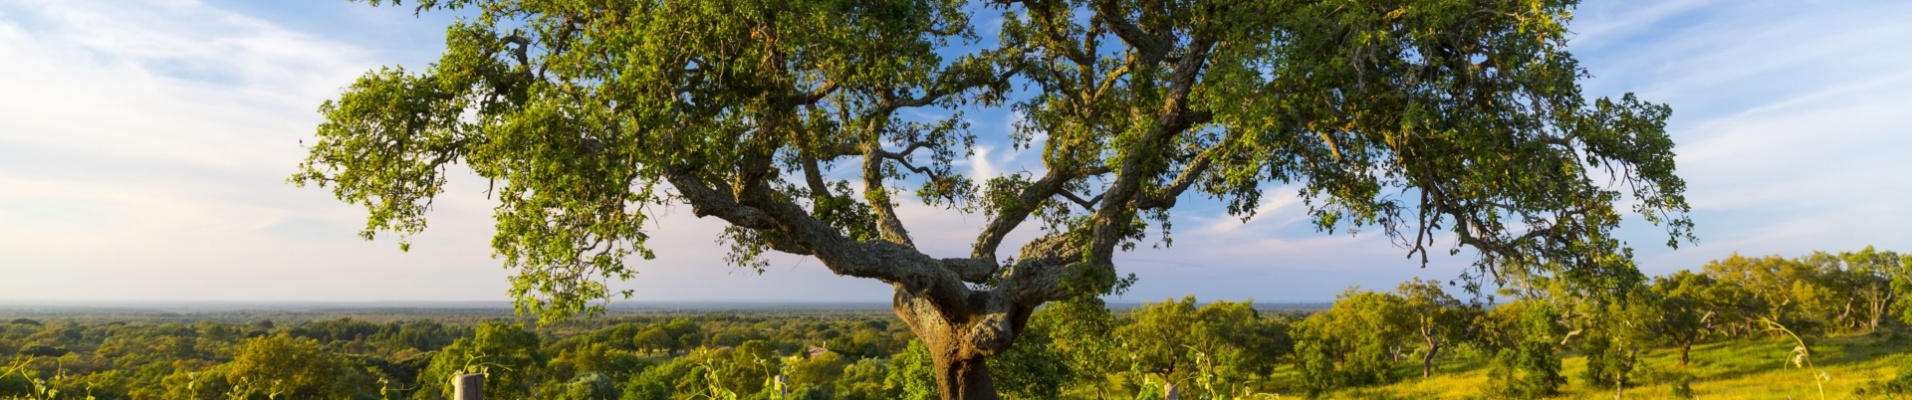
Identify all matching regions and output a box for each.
[1282,333,1912,399]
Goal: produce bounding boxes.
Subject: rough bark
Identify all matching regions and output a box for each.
[892,287,1034,400]
[933,352,997,400]
[1678,343,1691,366]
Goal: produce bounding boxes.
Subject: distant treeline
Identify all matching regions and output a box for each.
[2,247,1908,399]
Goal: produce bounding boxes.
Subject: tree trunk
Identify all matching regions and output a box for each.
[932,352,997,400]
[1868,292,1891,334]
[1838,298,1856,331]
[1678,343,1691,366]
[1421,341,1440,378]
[892,289,1026,400]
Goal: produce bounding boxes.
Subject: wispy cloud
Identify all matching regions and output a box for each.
[0,0,513,301]
[1568,0,1715,48]
[1564,0,1912,273]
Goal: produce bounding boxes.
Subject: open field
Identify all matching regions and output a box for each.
[1298,333,1912,399]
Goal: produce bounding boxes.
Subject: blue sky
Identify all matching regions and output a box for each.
[1,0,1908,303]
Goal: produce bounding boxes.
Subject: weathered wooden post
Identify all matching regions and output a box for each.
[453,373,484,400]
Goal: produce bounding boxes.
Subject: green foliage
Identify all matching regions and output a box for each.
[986,322,1065,399]
[673,340,781,398]
[631,318,702,356]
[1029,296,1120,387]
[18,266,1912,400]
[12,346,64,359]
[1112,297,1289,398]
[783,351,847,389]
[1670,374,1695,399]
[1650,270,1723,365]
[1578,333,1634,389]
[19,247,1912,399]
[1120,297,1202,378]
[620,358,693,400]
[1395,278,1481,379]
[884,340,936,400]
[300,0,1693,335]
[1484,341,1563,399]
[832,358,894,400]
[299,0,988,322]
[783,384,832,400]
[552,372,620,400]
[417,322,545,400]
[1693,247,1912,341]
[552,342,650,382]
[225,333,371,399]
[1483,302,1565,399]
[1568,290,1657,392]
[0,312,927,400]
[1292,290,1406,395]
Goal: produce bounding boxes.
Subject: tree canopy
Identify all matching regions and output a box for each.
[295,0,1690,397]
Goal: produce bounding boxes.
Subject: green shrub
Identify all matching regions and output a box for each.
[1670,375,1695,399]
[1484,305,1565,399]
[1579,334,1639,390]
[1484,344,1564,399]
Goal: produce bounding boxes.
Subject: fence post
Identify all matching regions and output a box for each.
[453,373,484,400]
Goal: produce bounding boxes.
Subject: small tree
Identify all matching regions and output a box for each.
[1483,301,1565,399]
[1395,279,1479,378]
[1650,270,1718,366]
[1841,247,1903,334]
[1292,289,1407,395]
[1705,253,1822,335]
[1118,297,1203,386]
[416,322,546,400]
[1578,296,1656,393]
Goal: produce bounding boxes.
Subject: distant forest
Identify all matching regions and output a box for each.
[5,247,1912,399]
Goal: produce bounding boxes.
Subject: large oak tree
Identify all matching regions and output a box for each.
[294,0,1692,397]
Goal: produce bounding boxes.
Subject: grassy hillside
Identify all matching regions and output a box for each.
[1287,333,1912,399]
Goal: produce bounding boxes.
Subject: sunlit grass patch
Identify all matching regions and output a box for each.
[1278,333,1912,399]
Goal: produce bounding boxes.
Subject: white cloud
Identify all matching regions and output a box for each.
[0,0,510,301]
[966,145,999,179]
[1676,72,1912,210]
[1570,0,1912,272]
[1193,186,1303,235]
